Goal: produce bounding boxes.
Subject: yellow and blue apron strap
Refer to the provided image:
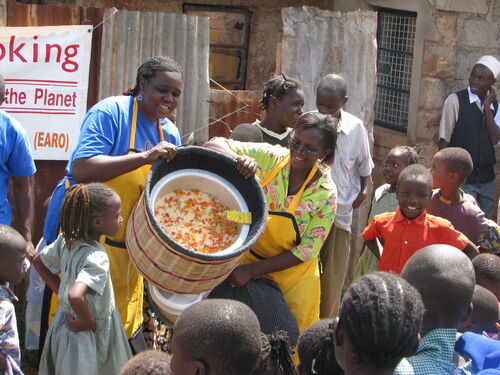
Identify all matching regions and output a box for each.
[131,97,165,149]
[130,98,139,150]
[287,164,317,214]
[261,153,291,188]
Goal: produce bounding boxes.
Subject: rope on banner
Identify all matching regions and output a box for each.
[93,7,119,30]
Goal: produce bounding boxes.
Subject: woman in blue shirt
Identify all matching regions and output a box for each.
[40,56,182,351]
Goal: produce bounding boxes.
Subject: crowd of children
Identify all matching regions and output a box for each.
[0,55,499,375]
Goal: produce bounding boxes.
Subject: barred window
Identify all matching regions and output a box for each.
[184,4,251,90]
[374,8,417,132]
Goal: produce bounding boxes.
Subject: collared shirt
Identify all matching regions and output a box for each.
[439,87,500,143]
[395,329,467,375]
[330,109,374,231]
[0,285,22,375]
[226,139,337,262]
[363,207,470,274]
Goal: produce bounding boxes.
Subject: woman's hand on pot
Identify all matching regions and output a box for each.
[235,155,257,179]
[228,264,255,286]
[144,141,177,164]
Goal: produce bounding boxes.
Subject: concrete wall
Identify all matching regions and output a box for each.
[46,0,334,90]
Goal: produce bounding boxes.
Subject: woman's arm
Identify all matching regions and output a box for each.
[72,141,177,183]
[67,282,96,332]
[229,251,302,286]
[204,138,257,179]
[32,253,60,294]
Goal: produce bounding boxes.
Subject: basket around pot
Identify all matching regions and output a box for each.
[126,146,268,294]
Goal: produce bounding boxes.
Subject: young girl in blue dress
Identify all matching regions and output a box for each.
[33,183,132,375]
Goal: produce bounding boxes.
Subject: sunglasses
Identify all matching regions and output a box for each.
[288,139,321,157]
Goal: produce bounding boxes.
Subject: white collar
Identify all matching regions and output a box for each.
[467,86,495,110]
[254,120,291,140]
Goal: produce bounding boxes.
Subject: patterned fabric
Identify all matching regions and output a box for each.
[395,329,468,375]
[143,287,172,353]
[477,219,500,254]
[226,139,337,262]
[329,109,374,231]
[0,285,22,375]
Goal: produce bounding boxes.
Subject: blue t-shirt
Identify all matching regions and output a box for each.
[44,95,180,241]
[65,95,180,177]
[0,110,36,225]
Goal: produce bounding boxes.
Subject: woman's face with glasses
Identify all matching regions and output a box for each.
[289,128,330,170]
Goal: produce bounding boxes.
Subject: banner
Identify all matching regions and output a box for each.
[0,25,93,160]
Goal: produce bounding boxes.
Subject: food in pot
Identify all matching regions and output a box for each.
[154,190,239,254]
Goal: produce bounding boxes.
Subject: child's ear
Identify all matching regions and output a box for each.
[342,96,349,106]
[195,360,207,375]
[90,216,100,231]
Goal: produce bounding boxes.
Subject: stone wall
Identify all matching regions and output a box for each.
[362,0,500,192]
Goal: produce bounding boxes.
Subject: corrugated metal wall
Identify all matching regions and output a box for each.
[208,90,263,139]
[280,7,377,130]
[279,6,378,288]
[99,8,210,143]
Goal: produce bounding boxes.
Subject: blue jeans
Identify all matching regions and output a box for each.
[462,180,496,219]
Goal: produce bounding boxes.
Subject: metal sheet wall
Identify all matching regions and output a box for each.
[99,8,210,143]
[208,90,263,139]
[280,7,377,132]
[280,6,378,290]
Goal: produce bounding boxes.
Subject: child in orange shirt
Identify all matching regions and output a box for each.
[363,164,478,274]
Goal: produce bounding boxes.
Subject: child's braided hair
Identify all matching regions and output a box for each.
[338,272,424,368]
[60,183,116,249]
[260,74,302,110]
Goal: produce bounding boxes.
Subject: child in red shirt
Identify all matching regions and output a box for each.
[363,164,478,274]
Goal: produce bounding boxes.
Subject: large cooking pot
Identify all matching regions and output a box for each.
[126,146,268,294]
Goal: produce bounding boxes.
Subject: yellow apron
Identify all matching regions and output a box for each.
[240,154,320,334]
[101,98,164,338]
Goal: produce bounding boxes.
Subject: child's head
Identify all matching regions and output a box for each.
[60,183,122,248]
[0,225,27,285]
[401,244,476,333]
[316,74,348,117]
[458,285,499,335]
[260,74,304,127]
[297,319,343,375]
[230,123,264,143]
[171,299,262,375]
[472,253,500,300]
[383,145,420,187]
[431,147,473,189]
[251,331,295,375]
[396,164,433,219]
[334,272,424,373]
[120,350,171,375]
